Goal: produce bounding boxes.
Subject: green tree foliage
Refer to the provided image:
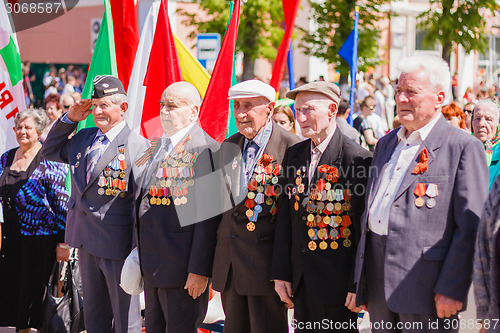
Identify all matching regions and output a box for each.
[178,0,284,80]
[418,0,497,64]
[300,0,389,83]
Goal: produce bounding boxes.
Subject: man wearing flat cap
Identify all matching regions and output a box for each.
[212,79,300,332]
[270,81,372,332]
[42,75,148,333]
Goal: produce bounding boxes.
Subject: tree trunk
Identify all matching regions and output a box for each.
[242,53,255,81]
[442,41,452,65]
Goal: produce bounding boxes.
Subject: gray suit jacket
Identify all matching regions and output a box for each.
[41,117,149,261]
[355,116,488,314]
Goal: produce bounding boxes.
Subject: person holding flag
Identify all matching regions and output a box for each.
[41,75,148,333]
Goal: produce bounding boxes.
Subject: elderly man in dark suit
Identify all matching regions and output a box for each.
[212,80,300,333]
[270,81,372,332]
[136,81,220,333]
[41,75,148,332]
[354,54,489,332]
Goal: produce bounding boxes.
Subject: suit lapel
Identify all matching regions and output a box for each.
[78,129,98,191]
[392,117,447,202]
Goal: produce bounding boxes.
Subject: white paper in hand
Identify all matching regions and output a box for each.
[120,247,144,295]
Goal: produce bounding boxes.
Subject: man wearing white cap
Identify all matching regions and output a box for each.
[212,80,300,332]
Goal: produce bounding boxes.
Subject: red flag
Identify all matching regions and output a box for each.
[199,0,241,142]
[110,0,139,91]
[141,0,182,139]
[269,0,301,94]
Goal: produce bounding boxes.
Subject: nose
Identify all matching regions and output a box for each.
[296,111,307,123]
[396,91,409,103]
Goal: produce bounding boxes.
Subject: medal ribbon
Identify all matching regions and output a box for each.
[426,184,438,198]
[414,183,427,197]
[412,148,429,175]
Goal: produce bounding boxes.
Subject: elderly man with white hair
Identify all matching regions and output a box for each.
[135,81,220,333]
[212,80,300,333]
[354,55,488,332]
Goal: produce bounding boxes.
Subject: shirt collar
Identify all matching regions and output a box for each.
[397,113,442,143]
[311,125,336,154]
[96,120,126,143]
[163,122,196,148]
[245,120,272,149]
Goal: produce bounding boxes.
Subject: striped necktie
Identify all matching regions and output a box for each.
[86,135,106,183]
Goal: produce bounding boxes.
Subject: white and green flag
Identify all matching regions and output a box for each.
[0,5,25,154]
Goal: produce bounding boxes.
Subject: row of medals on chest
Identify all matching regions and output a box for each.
[292,166,352,251]
[149,151,198,206]
[93,148,127,198]
[244,159,281,232]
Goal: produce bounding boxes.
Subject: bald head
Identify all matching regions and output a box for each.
[162,81,202,108]
[160,81,202,137]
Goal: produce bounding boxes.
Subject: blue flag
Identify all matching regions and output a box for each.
[338,8,359,125]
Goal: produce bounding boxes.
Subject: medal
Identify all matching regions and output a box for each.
[150,197,156,205]
[174,198,181,205]
[266,197,274,205]
[343,239,351,247]
[119,191,126,198]
[342,202,351,211]
[119,171,126,178]
[323,216,331,225]
[308,241,317,251]
[248,192,256,200]
[105,189,112,196]
[247,222,256,231]
[426,184,438,209]
[298,183,305,193]
[334,215,342,225]
[112,170,119,178]
[246,209,253,218]
[326,203,334,211]
[75,161,80,168]
[98,188,105,195]
[180,196,188,204]
[308,228,316,238]
[257,186,264,193]
[294,201,299,211]
[319,241,328,250]
[112,189,118,196]
[104,167,111,177]
[331,241,339,250]
[414,183,427,208]
[334,202,342,211]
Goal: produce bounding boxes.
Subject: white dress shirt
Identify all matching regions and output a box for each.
[368,113,442,235]
[308,126,336,184]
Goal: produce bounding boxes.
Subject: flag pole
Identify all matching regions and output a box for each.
[347,6,359,126]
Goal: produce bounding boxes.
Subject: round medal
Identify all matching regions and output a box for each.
[255,174,263,182]
[166,179,172,187]
[162,198,168,205]
[331,241,339,250]
[323,216,331,225]
[342,202,351,211]
[326,203,334,211]
[319,241,328,250]
[180,196,188,204]
[182,180,189,188]
[316,192,323,201]
[118,154,125,161]
[334,215,342,225]
[334,202,342,211]
[343,228,351,237]
[315,215,323,225]
[316,202,325,210]
[172,160,178,167]
[307,228,316,238]
[266,197,274,205]
[171,179,177,187]
[112,171,120,178]
[295,177,302,185]
[317,228,326,239]
[119,171,126,179]
[343,239,352,247]
[272,177,278,184]
[248,192,256,200]
[105,189,112,196]
[308,241,317,251]
[188,179,195,186]
[298,184,305,193]
[119,191,126,198]
[150,197,156,205]
[325,182,331,191]
[161,162,168,168]
[247,222,256,232]
[257,186,264,193]
[112,189,118,196]
[415,197,425,207]
[98,188,105,195]
[160,179,167,187]
[165,198,171,205]
[174,198,181,206]
[307,214,315,222]
[426,198,436,208]
[246,209,253,218]
[167,158,174,165]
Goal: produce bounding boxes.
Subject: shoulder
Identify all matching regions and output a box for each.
[192,124,220,151]
[224,131,244,145]
[272,123,301,146]
[342,134,372,160]
[287,139,310,156]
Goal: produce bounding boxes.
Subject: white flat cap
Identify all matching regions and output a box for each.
[228,80,276,102]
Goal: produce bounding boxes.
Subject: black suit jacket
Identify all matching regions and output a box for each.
[212,122,300,296]
[270,128,372,305]
[137,123,221,288]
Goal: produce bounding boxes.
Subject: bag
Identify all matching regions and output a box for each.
[120,247,144,295]
[40,261,85,333]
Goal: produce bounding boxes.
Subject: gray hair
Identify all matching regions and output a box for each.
[59,92,76,105]
[15,108,49,134]
[109,93,127,106]
[473,99,500,119]
[397,54,451,99]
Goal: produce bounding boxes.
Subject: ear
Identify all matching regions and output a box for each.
[191,105,200,121]
[435,90,445,107]
[329,101,338,119]
[267,101,275,118]
[120,101,129,114]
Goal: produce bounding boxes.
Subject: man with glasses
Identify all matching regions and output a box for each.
[463,102,474,132]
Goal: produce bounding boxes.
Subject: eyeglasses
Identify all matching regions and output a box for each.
[63,105,71,109]
[464,109,473,114]
[365,105,375,110]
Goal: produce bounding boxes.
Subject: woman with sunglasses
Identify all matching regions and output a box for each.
[353,96,386,151]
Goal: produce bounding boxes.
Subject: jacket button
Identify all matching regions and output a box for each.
[233,212,238,217]
[231,233,237,238]
[301,248,306,253]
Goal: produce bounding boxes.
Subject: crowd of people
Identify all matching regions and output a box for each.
[0,53,499,333]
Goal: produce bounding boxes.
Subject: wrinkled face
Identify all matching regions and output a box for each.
[91,96,125,133]
[45,102,62,122]
[160,91,197,137]
[396,70,445,133]
[272,112,293,132]
[472,105,499,142]
[15,117,40,146]
[233,97,273,139]
[295,92,336,140]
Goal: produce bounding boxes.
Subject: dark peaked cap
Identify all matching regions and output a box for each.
[92,75,126,98]
[286,81,341,104]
